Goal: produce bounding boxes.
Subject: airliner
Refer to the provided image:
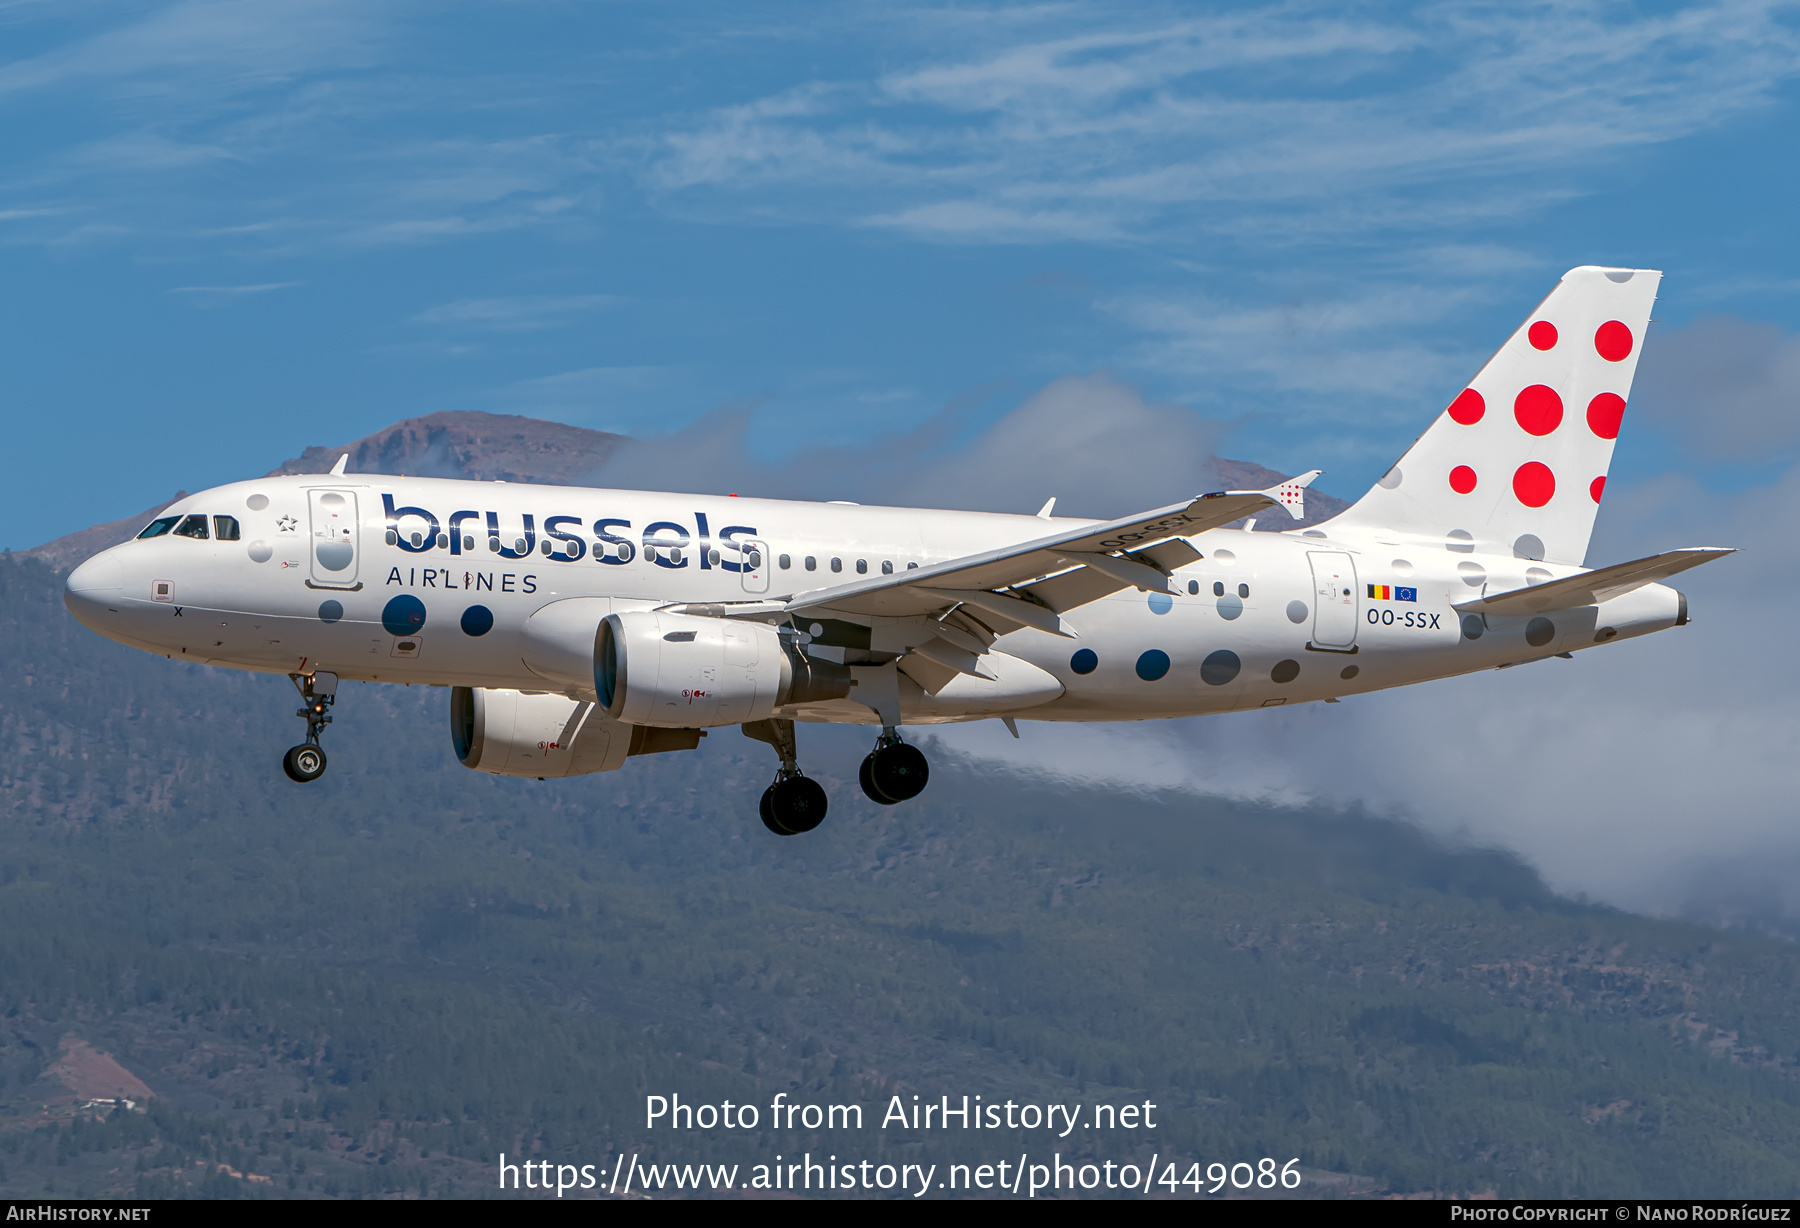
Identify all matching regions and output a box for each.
[63,266,1730,834]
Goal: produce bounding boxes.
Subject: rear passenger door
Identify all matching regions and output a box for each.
[1307,551,1358,650]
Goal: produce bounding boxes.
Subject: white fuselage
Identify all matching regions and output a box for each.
[63,473,1685,726]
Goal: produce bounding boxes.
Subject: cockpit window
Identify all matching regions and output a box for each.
[213,515,241,541]
[137,516,181,539]
[172,514,210,540]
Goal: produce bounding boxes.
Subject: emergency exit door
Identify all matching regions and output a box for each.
[739,539,771,594]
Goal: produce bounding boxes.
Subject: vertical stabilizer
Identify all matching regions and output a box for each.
[1325,266,1660,564]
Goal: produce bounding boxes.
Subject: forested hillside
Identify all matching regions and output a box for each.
[2,553,1799,1198]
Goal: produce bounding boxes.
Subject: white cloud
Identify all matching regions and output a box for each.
[1631,315,1800,461]
[414,294,617,330]
[167,280,299,301]
[0,0,384,97]
[649,1,1800,244]
[585,372,1223,519]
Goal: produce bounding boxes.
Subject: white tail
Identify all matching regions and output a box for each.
[1325,266,1660,565]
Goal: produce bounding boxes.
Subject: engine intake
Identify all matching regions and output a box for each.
[596,611,852,728]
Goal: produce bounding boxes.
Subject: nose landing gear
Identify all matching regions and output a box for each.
[283,671,337,783]
[860,728,928,805]
[743,718,827,835]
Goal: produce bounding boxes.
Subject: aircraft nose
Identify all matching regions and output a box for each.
[64,550,126,629]
[67,552,125,596]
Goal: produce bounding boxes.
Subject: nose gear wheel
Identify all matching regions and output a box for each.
[283,743,327,782]
[283,671,337,784]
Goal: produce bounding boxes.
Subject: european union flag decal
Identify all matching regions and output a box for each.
[1396,586,1417,602]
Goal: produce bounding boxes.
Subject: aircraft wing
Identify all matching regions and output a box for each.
[669,472,1319,692]
[781,471,1320,623]
[1453,547,1735,617]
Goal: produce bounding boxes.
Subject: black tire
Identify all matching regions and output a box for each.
[759,785,791,835]
[869,742,928,803]
[860,753,900,805]
[283,744,327,783]
[769,776,828,834]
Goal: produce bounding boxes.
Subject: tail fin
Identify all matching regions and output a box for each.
[1325,266,1660,565]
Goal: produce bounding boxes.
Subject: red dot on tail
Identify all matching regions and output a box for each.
[1595,320,1633,361]
[1528,321,1558,350]
[1586,392,1626,440]
[1449,465,1477,494]
[1513,462,1555,507]
[1590,476,1606,503]
[1514,384,1564,436]
[1446,388,1485,425]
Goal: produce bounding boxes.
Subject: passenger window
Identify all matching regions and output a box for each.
[213,515,241,541]
[882,560,893,575]
[906,562,918,569]
[1212,581,1224,597]
[173,514,209,540]
[856,559,868,575]
[137,516,181,539]
[831,558,842,573]
[779,554,791,570]
[805,556,817,571]
[1238,583,1249,599]
[1188,580,1199,595]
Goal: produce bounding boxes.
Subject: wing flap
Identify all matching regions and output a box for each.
[1454,547,1735,616]
[915,588,1077,638]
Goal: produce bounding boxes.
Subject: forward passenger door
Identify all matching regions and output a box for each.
[308,489,361,589]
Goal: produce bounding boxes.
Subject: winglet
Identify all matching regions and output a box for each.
[330,454,350,476]
[1036,497,1056,520]
[1264,469,1320,521]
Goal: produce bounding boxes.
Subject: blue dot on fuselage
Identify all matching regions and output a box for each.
[460,604,494,637]
[1135,649,1170,681]
[1070,648,1098,675]
[1147,591,1173,615]
[317,599,343,624]
[1201,649,1241,686]
[381,594,427,637]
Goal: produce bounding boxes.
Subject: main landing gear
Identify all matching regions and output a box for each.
[743,719,827,836]
[860,728,929,806]
[741,720,933,835]
[283,671,337,784]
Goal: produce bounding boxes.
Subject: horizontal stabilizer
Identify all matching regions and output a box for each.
[1267,469,1320,521]
[1454,547,1735,616]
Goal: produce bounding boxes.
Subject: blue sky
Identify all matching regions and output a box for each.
[6,0,1800,549]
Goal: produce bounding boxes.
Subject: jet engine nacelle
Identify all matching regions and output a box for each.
[451,686,633,778]
[597,610,851,728]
